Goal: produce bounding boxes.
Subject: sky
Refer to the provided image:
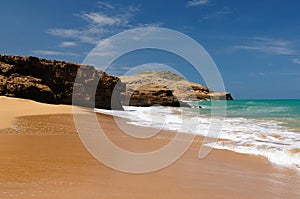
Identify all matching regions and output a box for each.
[1,0,300,99]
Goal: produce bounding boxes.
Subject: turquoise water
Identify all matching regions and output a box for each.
[97,99,300,170]
[189,99,300,169]
[193,99,300,130]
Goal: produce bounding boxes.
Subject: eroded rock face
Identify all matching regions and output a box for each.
[0,54,125,110]
[3,74,55,103]
[119,70,233,106]
[123,83,181,107]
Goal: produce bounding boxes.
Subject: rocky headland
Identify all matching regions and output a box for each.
[0,54,125,110]
[0,54,232,109]
[119,70,233,107]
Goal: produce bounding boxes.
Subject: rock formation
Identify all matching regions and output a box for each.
[123,83,181,107]
[208,92,233,100]
[0,54,233,109]
[119,70,233,106]
[0,54,125,110]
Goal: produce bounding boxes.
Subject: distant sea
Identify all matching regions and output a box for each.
[95,99,300,170]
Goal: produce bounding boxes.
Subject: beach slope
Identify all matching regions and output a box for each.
[0,97,299,198]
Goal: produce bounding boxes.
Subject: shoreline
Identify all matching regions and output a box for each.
[1,96,300,198]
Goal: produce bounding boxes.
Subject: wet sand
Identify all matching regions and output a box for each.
[0,97,300,198]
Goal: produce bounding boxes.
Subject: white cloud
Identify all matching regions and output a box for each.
[292,58,300,64]
[97,1,114,9]
[234,37,295,55]
[186,0,209,7]
[32,50,78,56]
[47,3,139,45]
[81,13,122,26]
[47,29,80,38]
[47,28,98,44]
[60,41,77,47]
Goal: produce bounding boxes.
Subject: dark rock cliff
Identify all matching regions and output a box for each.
[0,54,125,110]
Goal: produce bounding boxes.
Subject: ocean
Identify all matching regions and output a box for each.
[95,100,300,170]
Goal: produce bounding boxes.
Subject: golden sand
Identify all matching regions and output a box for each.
[0,96,72,129]
[0,97,300,198]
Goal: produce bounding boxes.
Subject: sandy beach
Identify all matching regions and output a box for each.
[1,96,300,198]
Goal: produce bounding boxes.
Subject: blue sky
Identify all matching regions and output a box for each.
[1,0,300,99]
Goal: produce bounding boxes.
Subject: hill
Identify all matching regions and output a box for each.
[119,70,233,104]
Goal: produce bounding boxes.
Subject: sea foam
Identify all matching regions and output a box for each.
[95,104,300,170]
